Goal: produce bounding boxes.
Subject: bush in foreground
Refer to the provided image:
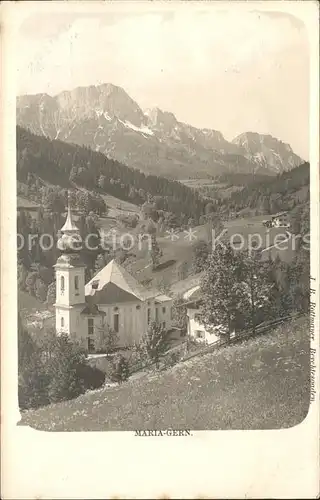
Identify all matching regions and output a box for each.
[18,321,105,410]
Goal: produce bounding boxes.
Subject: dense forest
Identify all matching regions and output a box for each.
[17,126,206,222]
[217,162,309,215]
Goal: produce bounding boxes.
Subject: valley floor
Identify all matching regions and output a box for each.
[19,315,310,432]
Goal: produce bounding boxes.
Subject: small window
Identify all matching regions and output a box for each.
[61,317,64,328]
[195,330,204,339]
[162,321,166,329]
[136,305,141,310]
[75,275,79,293]
[91,280,99,290]
[88,318,94,335]
[162,307,166,314]
[113,313,119,333]
[60,276,65,294]
[114,306,119,312]
[155,308,159,322]
[195,314,201,322]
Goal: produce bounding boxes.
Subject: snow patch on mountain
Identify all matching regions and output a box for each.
[119,119,154,136]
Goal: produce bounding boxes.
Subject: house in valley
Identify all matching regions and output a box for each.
[271,211,290,228]
[17,196,41,222]
[183,286,222,345]
[54,204,172,353]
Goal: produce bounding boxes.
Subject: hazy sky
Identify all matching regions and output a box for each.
[16,9,310,159]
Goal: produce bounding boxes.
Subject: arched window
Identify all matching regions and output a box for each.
[61,317,64,328]
[60,276,65,294]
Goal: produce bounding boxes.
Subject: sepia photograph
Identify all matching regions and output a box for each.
[14,4,313,433]
[1,1,319,498]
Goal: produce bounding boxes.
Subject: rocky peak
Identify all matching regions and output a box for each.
[232,132,302,172]
[144,107,178,131]
[55,83,145,126]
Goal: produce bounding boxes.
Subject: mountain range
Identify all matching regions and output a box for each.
[16,83,303,180]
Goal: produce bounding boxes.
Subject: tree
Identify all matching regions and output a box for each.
[150,234,162,270]
[46,281,56,305]
[239,250,276,335]
[200,244,246,341]
[35,278,48,302]
[18,262,28,291]
[140,321,169,369]
[205,202,215,215]
[18,316,49,409]
[25,271,38,296]
[97,323,119,354]
[94,252,112,274]
[192,240,209,273]
[98,174,106,190]
[43,333,87,403]
[109,354,129,383]
[176,260,189,281]
[171,296,188,332]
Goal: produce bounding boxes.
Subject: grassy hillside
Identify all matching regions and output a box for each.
[20,315,310,431]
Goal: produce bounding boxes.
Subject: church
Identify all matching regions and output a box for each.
[54,204,173,352]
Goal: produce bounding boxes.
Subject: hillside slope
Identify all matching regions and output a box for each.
[17,125,206,222]
[17,83,303,179]
[20,315,310,431]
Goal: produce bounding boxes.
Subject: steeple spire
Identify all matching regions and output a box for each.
[57,190,82,254]
[60,190,79,233]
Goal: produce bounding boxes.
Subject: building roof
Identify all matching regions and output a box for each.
[183,285,200,300]
[272,211,287,218]
[80,304,106,316]
[155,294,172,303]
[183,285,202,308]
[17,196,40,209]
[85,259,149,301]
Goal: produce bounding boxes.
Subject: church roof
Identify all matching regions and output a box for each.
[85,259,148,301]
[155,294,172,303]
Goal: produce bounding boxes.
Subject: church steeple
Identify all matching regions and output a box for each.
[57,191,82,253]
[54,190,86,339]
[61,191,79,233]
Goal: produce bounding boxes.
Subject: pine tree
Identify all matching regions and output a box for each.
[140,322,169,369]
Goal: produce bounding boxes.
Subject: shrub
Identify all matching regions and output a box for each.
[18,323,106,409]
[76,363,106,390]
[108,354,129,383]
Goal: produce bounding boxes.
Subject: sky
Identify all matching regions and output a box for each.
[16,8,310,159]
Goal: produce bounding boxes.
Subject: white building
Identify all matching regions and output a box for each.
[271,211,290,228]
[54,205,172,352]
[184,285,235,345]
[183,286,220,344]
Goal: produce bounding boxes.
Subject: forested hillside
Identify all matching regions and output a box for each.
[216,162,309,216]
[17,126,206,222]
